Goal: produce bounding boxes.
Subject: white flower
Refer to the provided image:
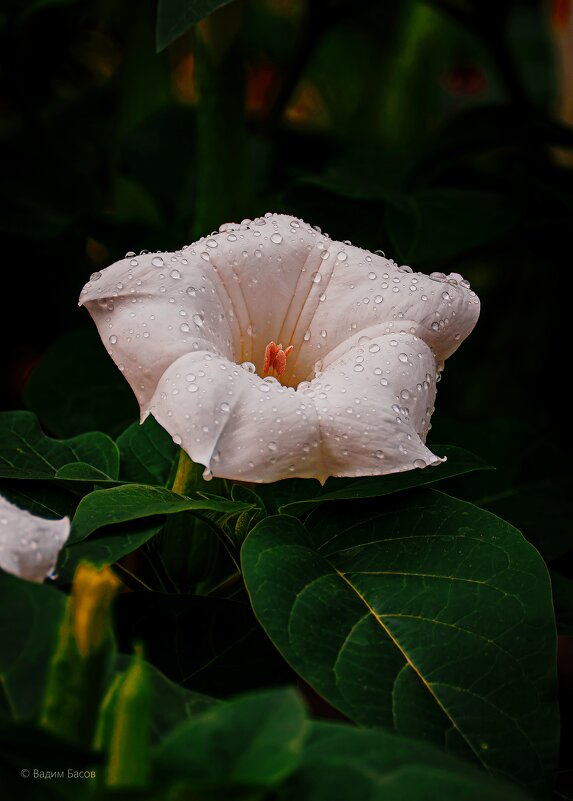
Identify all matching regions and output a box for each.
[0,495,69,582]
[79,214,479,483]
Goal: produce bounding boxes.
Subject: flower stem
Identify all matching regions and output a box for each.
[171,448,197,496]
[192,1,249,238]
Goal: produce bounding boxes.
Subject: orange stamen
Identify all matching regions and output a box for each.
[262,341,294,379]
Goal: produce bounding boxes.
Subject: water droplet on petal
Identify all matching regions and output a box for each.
[413,458,426,468]
[186,286,196,296]
[109,335,117,345]
[241,362,256,373]
[375,450,385,460]
[268,441,278,451]
[271,233,283,244]
[173,435,182,445]
[187,383,198,393]
[398,353,409,363]
[90,271,102,281]
[220,402,230,412]
[368,344,380,353]
[152,256,164,268]
[180,323,191,333]
[192,313,204,328]
[170,269,181,280]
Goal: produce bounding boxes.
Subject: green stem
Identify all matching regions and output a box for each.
[171,448,198,495]
[192,1,249,238]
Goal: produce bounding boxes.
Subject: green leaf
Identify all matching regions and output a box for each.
[154,688,307,787]
[279,722,531,801]
[385,189,520,263]
[116,417,178,486]
[24,328,138,438]
[57,522,162,582]
[0,571,65,720]
[70,484,254,543]
[0,481,75,520]
[256,445,491,516]
[156,0,236,51]
[0,411,119,482]
[241,489,558,793]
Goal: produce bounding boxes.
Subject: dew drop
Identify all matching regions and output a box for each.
[151,256,164,268]
[173,435,182,445]
[130,259,139,267]
[368,272,376,280]
[187,383,198,393]
[398,353,409,363]
[368,344,381,353]
[170,269,181,280]
[186,286,197,297]
[109,335,117,345]
[268,441,278,451]
[270,233,283,244]
[220,402,230,412]
[200,252,210,262]
[375,450,385,460]
[192,313,204,328]
[180,323,191,333]
[90,271,102,281]
[337,251,347,261]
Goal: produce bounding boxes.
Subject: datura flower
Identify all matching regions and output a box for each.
[0,495,69,582]
[79,214,479,484]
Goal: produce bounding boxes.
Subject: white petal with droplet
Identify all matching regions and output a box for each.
[0,495,70,582]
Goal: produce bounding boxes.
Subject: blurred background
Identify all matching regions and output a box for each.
[0,0,572,542]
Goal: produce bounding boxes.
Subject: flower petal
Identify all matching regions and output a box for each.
[148,353,322,483]
[0,495,70,582]
[285,248,480,385]
[147,331,441,483]
[80,252,235,416]
[307,331,442,478]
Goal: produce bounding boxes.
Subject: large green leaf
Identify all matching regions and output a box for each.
[116,417,177,486]
[156,0,236,51]
[0,571,65,720]
[241,489,558,793]
[70,484,254,543]
[255,445,491,516]
[0,411,119,482]
[279,722,530,801]
[154,688,307,787]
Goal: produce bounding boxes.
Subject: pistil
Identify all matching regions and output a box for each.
[263,340,294,380]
